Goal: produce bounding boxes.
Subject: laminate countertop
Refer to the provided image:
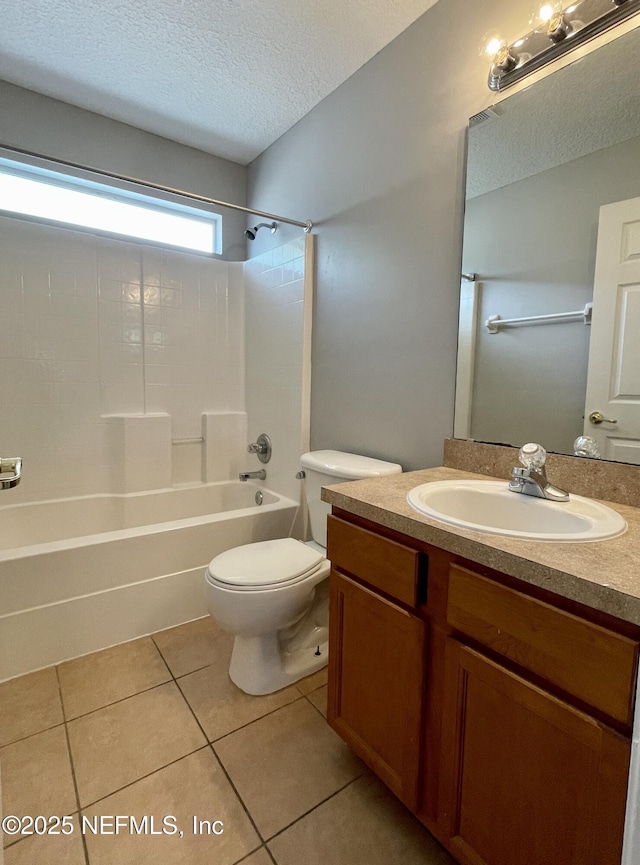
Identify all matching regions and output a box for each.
[321,465,640,626]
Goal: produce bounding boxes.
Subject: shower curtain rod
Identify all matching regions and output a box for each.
[0,144,314,232]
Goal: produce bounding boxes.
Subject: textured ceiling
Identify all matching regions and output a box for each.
[0,0,440,165]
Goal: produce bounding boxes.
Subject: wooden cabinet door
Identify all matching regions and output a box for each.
[327,569,426,810]
[439,639,630,865]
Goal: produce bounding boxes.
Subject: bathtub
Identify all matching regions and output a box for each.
[0,482,298,681]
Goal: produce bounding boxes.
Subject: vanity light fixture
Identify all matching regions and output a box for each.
[485,0,640,90]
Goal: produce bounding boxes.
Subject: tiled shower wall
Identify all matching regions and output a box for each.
[244,235,311,535]
[0,217,245,502]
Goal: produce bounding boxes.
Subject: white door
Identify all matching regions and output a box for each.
[584,196,640,464]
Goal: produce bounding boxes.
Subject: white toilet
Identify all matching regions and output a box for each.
[205,450,402,695]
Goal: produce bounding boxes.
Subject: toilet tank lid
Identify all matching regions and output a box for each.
[300,450,402,479]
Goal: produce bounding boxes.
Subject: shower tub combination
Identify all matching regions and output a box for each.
[0,482,298,681]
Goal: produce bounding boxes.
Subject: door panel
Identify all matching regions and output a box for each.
[327,569,426,810]
[585,197,640,461]
[439,640,630,865]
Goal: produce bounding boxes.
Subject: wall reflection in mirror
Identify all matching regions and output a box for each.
[457,25,640,464]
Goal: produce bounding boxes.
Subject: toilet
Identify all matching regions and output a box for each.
[205,450,402,695]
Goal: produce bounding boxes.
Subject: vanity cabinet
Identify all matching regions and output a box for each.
[326,515,428,809]
[326,509,639,865]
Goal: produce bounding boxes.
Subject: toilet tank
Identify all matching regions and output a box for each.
[300,450,402,547]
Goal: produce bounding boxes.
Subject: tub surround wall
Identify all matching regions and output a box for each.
[244,235,312,536]
[0,217,246,502]
[444,439,640,508]
[105,414,173,493]
[202,411,249,483]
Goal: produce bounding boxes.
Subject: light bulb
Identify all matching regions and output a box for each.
[479,30,506,60]
[480,30,518,76]
[528,1,563,27]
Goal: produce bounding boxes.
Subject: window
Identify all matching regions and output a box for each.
[0,153,221,254]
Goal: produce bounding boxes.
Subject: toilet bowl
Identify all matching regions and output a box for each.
[206,538,331,695]
[205,450,402,695]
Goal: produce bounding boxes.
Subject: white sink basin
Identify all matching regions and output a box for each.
[407,480,626,542]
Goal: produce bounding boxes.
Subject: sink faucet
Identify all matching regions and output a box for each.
[508,443,569,502]
[239,469,266,482]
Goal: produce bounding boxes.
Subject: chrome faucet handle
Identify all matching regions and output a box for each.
[246,433,272,464]
[509,443,569,502]
[518,442,547,471]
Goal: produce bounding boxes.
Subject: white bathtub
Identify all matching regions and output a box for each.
[0,482,298,681]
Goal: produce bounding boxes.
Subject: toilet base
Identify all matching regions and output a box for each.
[228,588,329,695]
[229,632,328,695]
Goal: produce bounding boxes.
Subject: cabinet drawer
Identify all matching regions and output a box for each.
[327,515,423,606]
[447,565,639,726]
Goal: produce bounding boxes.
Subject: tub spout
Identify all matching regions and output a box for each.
[0,456,22,490]
[239,469,266,482]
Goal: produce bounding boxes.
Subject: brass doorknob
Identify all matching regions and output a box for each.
[588,411,618,425]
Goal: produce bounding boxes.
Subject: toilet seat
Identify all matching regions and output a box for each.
[206,538,326,592]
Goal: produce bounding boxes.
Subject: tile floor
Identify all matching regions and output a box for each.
[0,616,454,865]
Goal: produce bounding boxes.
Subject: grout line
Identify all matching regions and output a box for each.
[1,810,79,852]
[150,633,189,681]
[264,843,279,865]
[207,693,306,746]
[207,743,266,845]
[2,830,28,851]
[149,634,176,679]
[303,691,328,721]
[55,667,91,865]
[150,632,268,845]
[63,678,174,724]
[78,744,210,811]
[56,663,70,723]
[173,659,226,680]
[264,773,365,845]
[232,843,273,865]
[0,719,67,749]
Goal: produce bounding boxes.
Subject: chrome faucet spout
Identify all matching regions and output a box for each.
[509,466,569,502]
[239,469,266,482]
[508,443,569,501]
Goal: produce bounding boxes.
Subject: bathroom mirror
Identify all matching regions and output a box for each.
[457,25,640,463]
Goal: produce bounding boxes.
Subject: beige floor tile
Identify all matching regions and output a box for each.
[215,698,363,839]
[295,667,328,696]
[307,685,328,718]
[1,727,77,847]
[67,681,206,806]
[58,637,171,719]
[4,816,84,864]
[178,662,302,741]
[82,748,260,865]
[153,617,234,677]
[0,668,63,746]
[268,773,455,865]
